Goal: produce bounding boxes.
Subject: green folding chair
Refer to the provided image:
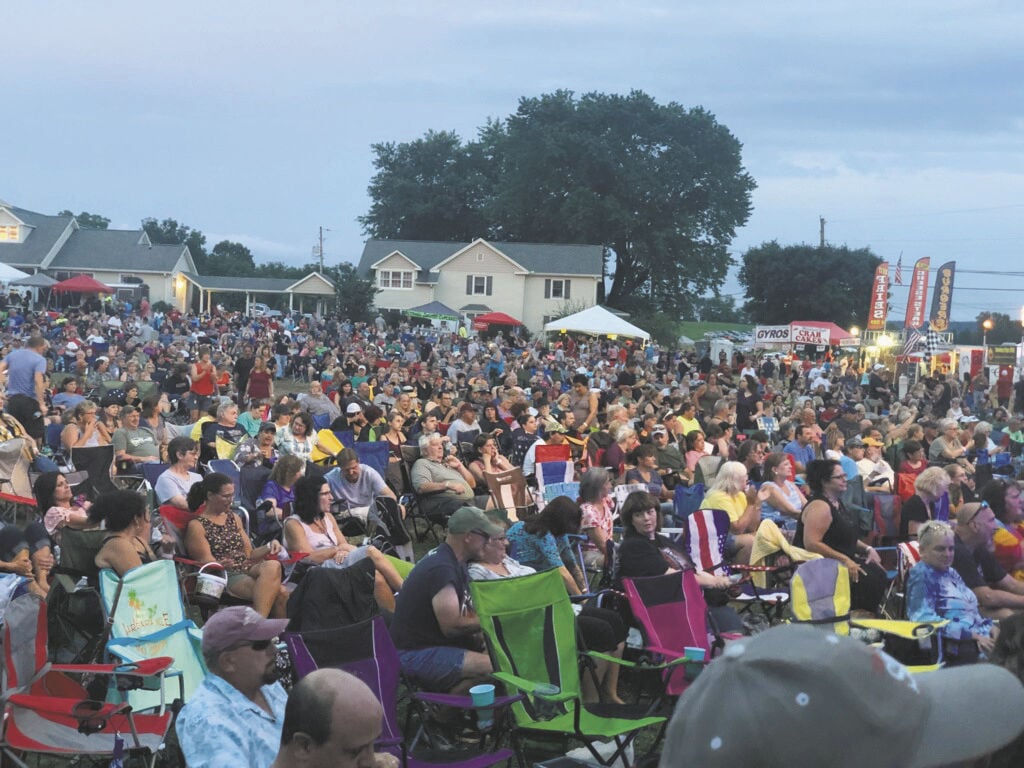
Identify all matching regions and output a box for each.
[470,569,668,767]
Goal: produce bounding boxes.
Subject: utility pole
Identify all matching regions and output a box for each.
[819,216,826,248]
[315,225,323,274]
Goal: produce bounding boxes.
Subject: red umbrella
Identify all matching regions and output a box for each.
[51,275,115,294]
[473,311,523,328]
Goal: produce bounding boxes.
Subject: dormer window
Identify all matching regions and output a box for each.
[0,225,18,242]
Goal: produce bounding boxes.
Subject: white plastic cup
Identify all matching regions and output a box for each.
[469,683,495,728]
[533,682,561,720]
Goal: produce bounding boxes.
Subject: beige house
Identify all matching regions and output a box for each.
[358,238,603,332]
[0,202,195,309]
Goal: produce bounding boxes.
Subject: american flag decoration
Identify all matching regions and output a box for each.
[894,254,904,286]
[902,328,922,358]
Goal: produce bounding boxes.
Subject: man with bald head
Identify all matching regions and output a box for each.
[271,668,397,768]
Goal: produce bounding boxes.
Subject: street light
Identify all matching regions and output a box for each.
[983,317,994,368]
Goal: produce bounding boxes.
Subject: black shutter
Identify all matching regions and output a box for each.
[564,280,571,299]
[544,279,551,299]
[467,275,473,295]
[486,276,493,296]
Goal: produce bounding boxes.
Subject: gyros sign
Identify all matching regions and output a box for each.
[755,325,831,346]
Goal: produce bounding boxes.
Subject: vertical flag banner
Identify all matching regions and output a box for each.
[894,254,904,286]
[928,261,956,332]
[904,257,931,329]
[866,262,890,331]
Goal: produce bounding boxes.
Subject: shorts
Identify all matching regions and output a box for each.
[321,545,370,570]
[398,646,468,692]
[185,393,214,413]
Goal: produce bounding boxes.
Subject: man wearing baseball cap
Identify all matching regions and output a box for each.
[390,507,502,694]
[177,606,290,768]
[661,623,1024,767]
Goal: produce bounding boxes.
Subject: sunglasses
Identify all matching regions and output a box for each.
[249,637,277,651]
[960,500,990,527]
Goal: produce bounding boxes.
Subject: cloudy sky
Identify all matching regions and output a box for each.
[5,1,1022,323]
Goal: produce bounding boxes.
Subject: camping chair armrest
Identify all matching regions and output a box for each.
[851,619,948,639]
[7,694,131,734]
[50,657,175,677]
[491,672,576,702]
[583,649,645,669]
[264,552,308,564]
[731,563,788,574]
[413,691,524,711]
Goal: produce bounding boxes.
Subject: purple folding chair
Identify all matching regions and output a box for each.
[284,616,518,767]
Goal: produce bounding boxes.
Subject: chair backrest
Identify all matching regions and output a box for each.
[158,505,200,553]
[471,570,580,725]
[623,570,708,696]
[683,508,732,575]
[283,616,401,750]
[790,558,851,635]
[99,560,207,708]
[484,468,531,516]
[536,460,574,493]
[57,528,108,581]
[208,459,244,509]
[311,429,343,465]
[354,441,389,480]
[45,422,64,453]
[612,483,650,517]
[70,445,117,500]
[896,473,917,503]
[541,482,580,506]
[310,412,332,432]
[535,444,571,464]
[3,593,48,691]
[141,462,170,490]
[238,464,273,511]
[214,435,241,461]
[673,482,705,522]
[897,541,922,587]
[334,430,356,449]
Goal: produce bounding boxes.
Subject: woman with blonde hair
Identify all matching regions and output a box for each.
[699,461,767,564]
[899,466,951,540]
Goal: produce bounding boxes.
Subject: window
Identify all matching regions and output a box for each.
[378,270,413,289]
[0,225,18,242]
[466,275,493,296]
[544,279,571,299]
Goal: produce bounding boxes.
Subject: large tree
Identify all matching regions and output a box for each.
[58,210,109,230]
[206,240,256,276]
[142,217,208,272]
[322,262,378,322]
[739,241,883,326]
[360,90,755,313]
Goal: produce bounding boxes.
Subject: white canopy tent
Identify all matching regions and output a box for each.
[0,263,29,283]
[543,305,650,342]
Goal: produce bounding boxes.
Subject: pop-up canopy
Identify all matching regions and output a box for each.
[543,305,650,341]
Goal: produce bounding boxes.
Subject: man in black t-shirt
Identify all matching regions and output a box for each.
[953,501,1024,618]
[390,507,500,694]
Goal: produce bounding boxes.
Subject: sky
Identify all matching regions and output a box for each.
[4,1,1023,325]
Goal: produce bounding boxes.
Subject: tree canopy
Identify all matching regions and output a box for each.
[142,217,209,272]
[739,241,883,326]
[59,210,110,230]
[360,89,755,314]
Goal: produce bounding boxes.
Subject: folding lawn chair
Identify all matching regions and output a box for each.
[791,558,946,672]
[535,443,571,465]
[0,594,174,768]
[47,528,108,664]
[882,540,922,620]
[484,467,536,521]
[98,560,206,712]
[0,438,35,523]
[354,440,390,479]
[471,570,668,767]
[398,445,443,544]
[285,615,518,766]
[622,570,718,698]
[70,445,117,501]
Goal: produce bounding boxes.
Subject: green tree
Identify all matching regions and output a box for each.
[694,294,749,323]
[142,217,208,272]
[961,312,1017,346]
[360,90,755,313]
[739,241,882,326]
[58,210,110,230]
[321,263,378,322]
[359,130,489,241]
[206,240,256,276]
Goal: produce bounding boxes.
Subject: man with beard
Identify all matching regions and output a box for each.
[177,606,290,768]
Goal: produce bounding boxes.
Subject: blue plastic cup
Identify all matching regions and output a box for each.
[469,683,495,728]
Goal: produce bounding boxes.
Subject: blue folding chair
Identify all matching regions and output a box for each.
[333,430,355,449]
[311,412,332,431]
[354,441,389,479]
[673,482,705,522]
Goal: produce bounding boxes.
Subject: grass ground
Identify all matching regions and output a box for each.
[676,320,753,340]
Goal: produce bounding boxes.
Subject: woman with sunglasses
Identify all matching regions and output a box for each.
[795,459,887,615]
[184,473,288,618]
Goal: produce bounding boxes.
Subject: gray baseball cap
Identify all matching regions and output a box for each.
[661,623,1024,768]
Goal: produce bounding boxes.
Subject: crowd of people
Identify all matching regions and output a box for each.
[4,296,1024,764]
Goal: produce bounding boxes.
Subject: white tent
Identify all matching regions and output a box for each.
[0,263,29,283]
[543,305,650,342]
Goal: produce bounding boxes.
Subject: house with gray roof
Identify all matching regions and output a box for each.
[0,202,196,309]
[357,238,603,332]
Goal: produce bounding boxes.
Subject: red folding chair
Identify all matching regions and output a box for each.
[1,594,174,767]
[534,443,571,464]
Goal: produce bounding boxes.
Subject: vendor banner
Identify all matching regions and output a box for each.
[928,261,956,332]
[866,262,890,331]
[792,324,831,346]
[904,257,930,329]
[754,325,791,345]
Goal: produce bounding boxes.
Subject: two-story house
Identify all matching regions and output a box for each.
[358,238,604,333]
